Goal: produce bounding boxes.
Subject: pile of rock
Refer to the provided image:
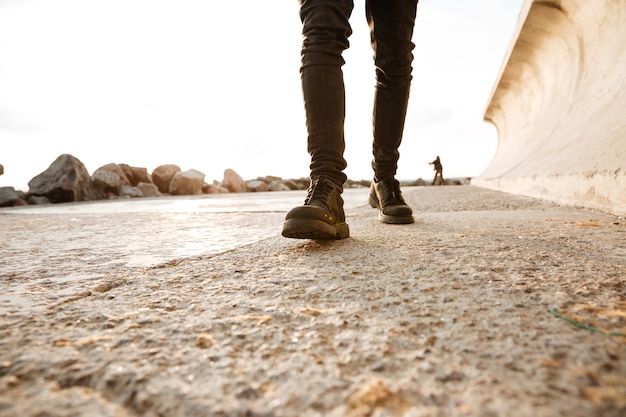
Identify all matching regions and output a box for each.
[0,154,457,208]
[0,154,326,207]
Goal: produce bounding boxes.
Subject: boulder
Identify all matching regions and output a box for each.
[27,195,51,205]
[220,169,246,193]
[0,164,4,176]
[256,175,283,183]
[137,182,160,197]
[152,164,181,193]
[0,186,19,207]
[118,164,136,186]
[91,170,123,194]
[130,166,151,185]
[444,178,462,186]
[202,183,229,194]
[94,163,131,186]
[346,179,370,188]
[246,180,270,192]
[119,184,143,198]
[290,178,311,190]
[28,154,101,203]
[278,179,300,191]
[169,169,205,195]
[13,198,28,206]
[119,164,151,186]
[268,181,292,192]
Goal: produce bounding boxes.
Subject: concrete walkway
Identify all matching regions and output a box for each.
[1,186,624,417]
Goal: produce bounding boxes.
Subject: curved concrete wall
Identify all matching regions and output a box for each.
[474,0,626,216]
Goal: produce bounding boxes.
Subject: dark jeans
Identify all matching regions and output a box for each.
[299,0,419,188]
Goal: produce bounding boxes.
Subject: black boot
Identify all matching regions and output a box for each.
[369,179,414,224]
[282,177,349,240]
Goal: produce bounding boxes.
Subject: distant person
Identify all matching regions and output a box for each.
[282,0,419,240]
[429,156,444,186]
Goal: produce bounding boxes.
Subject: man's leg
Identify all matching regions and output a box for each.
[300,0,354,188]
[366,0,418,224]
[282,0,354,240]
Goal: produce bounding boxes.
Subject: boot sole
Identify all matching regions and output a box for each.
[282,218,350,240]
[369,194,414,224]
[379,212,414,224]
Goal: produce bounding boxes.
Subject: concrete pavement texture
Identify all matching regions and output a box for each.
[1,186,625,417]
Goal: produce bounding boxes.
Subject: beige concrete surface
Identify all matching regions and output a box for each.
[475,0,626,216]
[1,186,625,416]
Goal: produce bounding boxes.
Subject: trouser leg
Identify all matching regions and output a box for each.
[299,0,354,188]
[367,0,418,181]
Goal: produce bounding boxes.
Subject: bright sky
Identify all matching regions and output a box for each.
[0,0,524,190]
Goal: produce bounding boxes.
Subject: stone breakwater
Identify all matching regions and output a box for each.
[0,154,449,208]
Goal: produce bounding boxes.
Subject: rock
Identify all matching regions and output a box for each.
[130,166,151,185]
[346,179,371,188]
[91,170,123,195]
[290,178,311,190]
[118,164,135,186]
[246,180,270,192]
[137,182,160,197]
[268,181,292,192]
[444,178,462,186]
[119,164,151,186]
[152,165,180,194]
[0,164,4,176]
[28,154,102,203]
[119,185,143,198]
[256,175,283,183]
[168,169,205,195]
[278,180,300,191]
[13,198,28,206]
[220,169,246,193]
[202,183,229,194]
[94,163,131,186]
[27,195,51,205]
[0,186,19,207]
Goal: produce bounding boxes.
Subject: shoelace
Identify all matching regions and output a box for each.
[379,179,404,205]
[304,177,334,205]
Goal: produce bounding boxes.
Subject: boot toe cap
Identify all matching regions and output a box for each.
[285,205,338,225]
